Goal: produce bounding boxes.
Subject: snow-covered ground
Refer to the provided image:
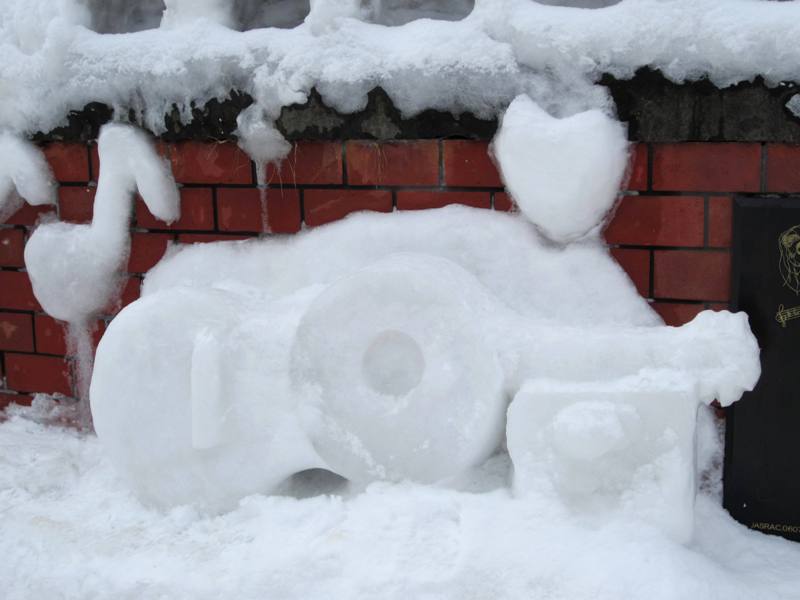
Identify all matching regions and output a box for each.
[1,401,799,600]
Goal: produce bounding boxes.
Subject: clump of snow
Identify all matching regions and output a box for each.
[236,107,291,166]
[787,93,800,119]
[160,0,234,29]
[24,123,178,323]
[0,133,57,222]
[305,0,367,35]
[492,94,628,243]
[0,0,89,55]
[2,408,800,599]
[90,206,759,514]
[508,372,699,543]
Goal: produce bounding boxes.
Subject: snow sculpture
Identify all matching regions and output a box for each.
[25,123,179,323]
[492,94,629,243]
[0,134,57,222]
[89,208,760,514]
[83,96,759,531]
[23,123,178,424]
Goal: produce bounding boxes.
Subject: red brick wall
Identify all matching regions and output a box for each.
[0,139,797,403]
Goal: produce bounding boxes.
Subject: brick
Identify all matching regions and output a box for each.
[494,191,515,212]
[627,143,649,191]
[216,188,264,233]
[43,143,89,183]
[0,312,34,352]
[89,143,99,181]
[396,190,490,210]
[604,195,704,247]
[5,353,72,396]
[0,228,25,267]
[443,140,502,188]
[3,203,54,226]
[118,277,141,311]
[652,302,705,327]
[653,250,731,301]
[135,188,214,231]
[652,143,760,192]
[163,142,253,185]
[304,189,392,227]
[34,314,68,355]
[346,141,438,186]
[610,248,650,297]
[104,277,141,315]
[267,142,342,185]
[708,196,733,248]
[0,271,41,311]
[58,186,95,223]
[177,233,251,244]
[34,315,105,356]
[89,142,100,182]
[766,144,800,193]
[266,188,302,234]
[217,188,301,234]
[0,392,33,410]
[128,233,172,273]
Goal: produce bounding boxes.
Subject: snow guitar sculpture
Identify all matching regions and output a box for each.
[9,97,756,545]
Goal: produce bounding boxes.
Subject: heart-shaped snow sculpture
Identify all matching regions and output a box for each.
[492,94,629,243]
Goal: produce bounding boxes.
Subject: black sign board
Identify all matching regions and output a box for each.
[725,196,800,542]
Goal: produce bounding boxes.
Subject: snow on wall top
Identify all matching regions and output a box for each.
[1,0,799,139]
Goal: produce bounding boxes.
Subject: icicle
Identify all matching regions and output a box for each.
[67,320,98,429]
[235,108,291,236]
[255,163,269,234]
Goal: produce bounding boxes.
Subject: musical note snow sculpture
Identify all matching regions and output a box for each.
[25,123,179,323]
[0,133,57,222]
[23,123,178,424]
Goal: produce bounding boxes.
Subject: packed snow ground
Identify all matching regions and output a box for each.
[1,401,800,600]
